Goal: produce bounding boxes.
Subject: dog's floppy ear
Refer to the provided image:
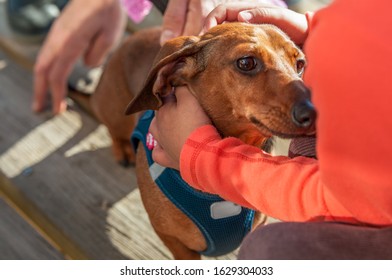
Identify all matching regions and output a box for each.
[125,35,211,115]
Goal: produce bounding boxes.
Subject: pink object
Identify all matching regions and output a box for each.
[270,0,288,8]
[146,132,157,150]
[121,0,153,24]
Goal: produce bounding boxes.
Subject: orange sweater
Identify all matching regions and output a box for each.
[179,0,392,226]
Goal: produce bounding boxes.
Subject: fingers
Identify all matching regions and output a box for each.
[148,87,211,170]
[84,32,113,67]
[182,2,202,36]
[203,0,287,30]
[34,27,85,114]
[160,0,189,45]
[49,50,78,114]
[241,7,308,44]
[84,4,125,66]
[33,44,70,114]
[33,16,87,113]
[237,6,286,26]
[203,3,262,32]
[33,59,50,113]
[32,0,124,114]
[203,3,308,45]
[182,0,214,36]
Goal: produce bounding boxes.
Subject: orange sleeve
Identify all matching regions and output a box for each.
[179,0,392,226]
[180,125,337,222]
[303,0,392,225]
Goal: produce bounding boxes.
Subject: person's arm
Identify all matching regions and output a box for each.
[180,125,327,222]
[152,0,392,226]
[150,88,329,222]
[33,0,125,114]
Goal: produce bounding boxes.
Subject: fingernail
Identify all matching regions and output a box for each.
[239,12,253,22]
[160,30,176,45]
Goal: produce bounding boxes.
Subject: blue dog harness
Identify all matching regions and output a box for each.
[131,110,255,257]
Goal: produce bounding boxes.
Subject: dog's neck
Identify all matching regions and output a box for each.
[189,89,271,151]
[210,113,271,151]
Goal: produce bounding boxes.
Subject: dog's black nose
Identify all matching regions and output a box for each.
[291,100,316,128]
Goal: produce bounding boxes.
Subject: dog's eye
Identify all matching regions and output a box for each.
[296,59,306,75]
[236,57,257,72]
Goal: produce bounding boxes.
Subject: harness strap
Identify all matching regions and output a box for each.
[131,110,255,256]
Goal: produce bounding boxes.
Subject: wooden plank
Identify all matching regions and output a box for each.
[0,196,63,260]
[0,50,135,259]
[0,48,238,260]
[0,172,87,259]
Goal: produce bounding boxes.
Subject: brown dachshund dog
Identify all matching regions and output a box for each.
[91,22,316,259]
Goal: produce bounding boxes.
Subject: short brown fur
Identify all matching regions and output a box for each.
[92,22,315,259]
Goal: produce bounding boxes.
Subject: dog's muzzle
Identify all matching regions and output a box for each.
[291,100,316,129]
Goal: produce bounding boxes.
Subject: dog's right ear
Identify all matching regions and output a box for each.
[125,35,211,115]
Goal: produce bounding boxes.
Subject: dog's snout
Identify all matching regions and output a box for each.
[291,100,316,128]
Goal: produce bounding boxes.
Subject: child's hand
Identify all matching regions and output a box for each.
[203,3,309,46]
[149,87,211,170]
[160,0,287,45]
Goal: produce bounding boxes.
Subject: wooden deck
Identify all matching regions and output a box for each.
[0,0,330,260]
[0,2,237,260]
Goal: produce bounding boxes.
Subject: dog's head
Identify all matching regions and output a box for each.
[126,22,316,147]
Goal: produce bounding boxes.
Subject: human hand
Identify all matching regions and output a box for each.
[33,0,125,114]
[160,0,215,45]
[203,2,309,45]
[149,87,211,170]
[160,0,286,45]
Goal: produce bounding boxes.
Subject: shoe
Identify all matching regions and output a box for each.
[68,61,103,95]
[6,0,68,35]
[284,0,302,5]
